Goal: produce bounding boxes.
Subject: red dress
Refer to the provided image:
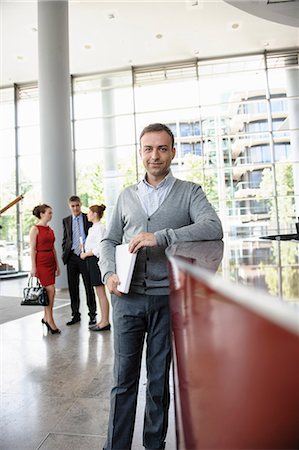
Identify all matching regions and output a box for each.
[35,225,56,287]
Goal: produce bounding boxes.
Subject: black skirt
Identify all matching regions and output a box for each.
[86,255,103,287]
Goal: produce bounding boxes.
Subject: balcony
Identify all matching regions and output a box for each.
[232,156,271,180]
[234,180,261,199]
[232,132,271,158]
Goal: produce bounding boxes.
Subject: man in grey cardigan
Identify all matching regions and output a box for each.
[99,123,223,450]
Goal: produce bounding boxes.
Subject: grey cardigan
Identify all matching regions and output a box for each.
[99,178,223,295]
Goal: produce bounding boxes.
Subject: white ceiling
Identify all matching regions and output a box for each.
[1,0,299,87]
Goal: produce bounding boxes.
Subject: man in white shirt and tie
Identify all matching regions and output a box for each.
[62,195,97,326]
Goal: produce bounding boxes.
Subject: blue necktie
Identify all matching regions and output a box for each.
[73,217,81,255]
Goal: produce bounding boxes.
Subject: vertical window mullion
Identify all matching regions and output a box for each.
[14,84,22,272]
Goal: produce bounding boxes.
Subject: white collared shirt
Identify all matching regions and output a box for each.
[84,222,106,258]
[137,171,176,216]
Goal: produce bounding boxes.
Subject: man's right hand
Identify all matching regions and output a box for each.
[107,274,122,297]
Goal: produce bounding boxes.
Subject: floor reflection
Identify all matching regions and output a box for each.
[0,279,175,450]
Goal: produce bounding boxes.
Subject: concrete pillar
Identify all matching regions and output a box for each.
[38,0,73,288]
[285,66,299,218]
[101,78,119,222]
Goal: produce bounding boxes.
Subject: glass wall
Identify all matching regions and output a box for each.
[0,87,17,274]
[0,85,41,275]
[72,71,136,214]
[17,84,42,272]
[0,49,298,277]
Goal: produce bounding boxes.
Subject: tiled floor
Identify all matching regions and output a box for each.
[0,277,176,450]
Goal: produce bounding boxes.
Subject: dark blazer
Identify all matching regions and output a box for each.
[62,213,92,265]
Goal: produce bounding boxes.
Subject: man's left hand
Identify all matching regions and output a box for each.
[129,232,157,253]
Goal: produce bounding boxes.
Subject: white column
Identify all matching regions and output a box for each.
[38,0,73,288]
[285,66,299,219]
[101,78,119,222]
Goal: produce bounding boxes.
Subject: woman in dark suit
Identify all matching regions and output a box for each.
[62,195,96,326]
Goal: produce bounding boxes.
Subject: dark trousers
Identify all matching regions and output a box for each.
[66,252,96,318]
[104,293,171,450]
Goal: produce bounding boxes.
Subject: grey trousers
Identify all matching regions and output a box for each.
[103,293,172,450]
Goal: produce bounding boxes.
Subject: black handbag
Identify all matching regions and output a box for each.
[21,276,49,306]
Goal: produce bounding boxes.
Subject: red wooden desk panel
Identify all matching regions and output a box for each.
[168,242,299,450]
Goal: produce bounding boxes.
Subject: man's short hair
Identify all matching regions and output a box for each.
[140,123,174,148]
[69,195,81,203]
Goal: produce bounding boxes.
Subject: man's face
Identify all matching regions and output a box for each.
[139,131,176,183]
[69,200,81,217]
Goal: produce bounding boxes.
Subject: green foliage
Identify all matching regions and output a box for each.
[260,242,299,299]
[77,162,104,208]
[0,215,16,242]
[182,154,204,184]
[258,164,297,298]
[0,185,20,243]
[182,154,219,206]
[22,210,36,236]
[259,163,295,227]
[120,153,140,189]
[21,182,34,198]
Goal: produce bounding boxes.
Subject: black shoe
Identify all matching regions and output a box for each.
[44,321,61,334]
[90,324,111,332]
[88,316,97,326]
[66,316,81,326]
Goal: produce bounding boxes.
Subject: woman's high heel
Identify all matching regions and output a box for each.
[44,321,61,335]
[41,318,46,325]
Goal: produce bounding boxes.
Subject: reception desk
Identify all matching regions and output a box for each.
[166,239,299,450]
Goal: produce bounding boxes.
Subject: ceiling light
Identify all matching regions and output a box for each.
[155,34,163,39]
[103,9,119,22]
[17,56,24,61]
[231,23,240,30]
[84,44,92,50]
[186,0,203,10]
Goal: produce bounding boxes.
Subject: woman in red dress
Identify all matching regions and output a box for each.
[29,204,61,334]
